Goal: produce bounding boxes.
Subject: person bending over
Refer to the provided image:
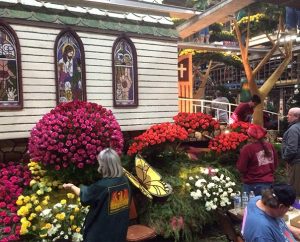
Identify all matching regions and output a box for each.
[230,94,261,123]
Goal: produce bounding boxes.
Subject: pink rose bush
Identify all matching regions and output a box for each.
[28,101,123,174]
[0,161,31,242]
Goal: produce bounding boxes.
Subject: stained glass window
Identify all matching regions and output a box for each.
[112,34,138,107]
[55,29,86,104]
[0,22,22,110]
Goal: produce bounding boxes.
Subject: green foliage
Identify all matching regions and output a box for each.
[130,153,240,242]
[192,52,242,68]
[237,13,278,36]
[209,23,223,32]
[209,31,236,42]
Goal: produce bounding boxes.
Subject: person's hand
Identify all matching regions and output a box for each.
[63,183,74,189]
[6,87,17,101]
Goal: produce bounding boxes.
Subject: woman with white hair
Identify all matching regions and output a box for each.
[63,148,130,242]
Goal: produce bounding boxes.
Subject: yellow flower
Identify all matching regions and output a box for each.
[74,207,80,213]
[24,196,30,203]
[67,193,75,199]
[30,195,38,202]
[42,200,48,206]
[30,179,37,186]
[52,180,59,187]
[16,199,23,206]
[71,225,77,230]
[17,206,30,216]
[26,203,33,209]
[60,199,67,205]
[28,213,37,221]
[33,200,39,205]
[44,195,50,200]
[76,227,81,233]
[35,205,42,212]
[69,215,75,221]
[45,223,52,229]
[55,212,66,220]
[36,190,44,195]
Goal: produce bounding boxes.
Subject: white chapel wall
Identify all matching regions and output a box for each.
[0,24,179,139]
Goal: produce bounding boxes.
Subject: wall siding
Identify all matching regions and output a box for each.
[0,24,179,139]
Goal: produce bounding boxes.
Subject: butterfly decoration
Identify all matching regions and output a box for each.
[123,155,172,199]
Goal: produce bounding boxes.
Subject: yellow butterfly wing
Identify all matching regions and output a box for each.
[135,155,172,197]
[123,168,153,199]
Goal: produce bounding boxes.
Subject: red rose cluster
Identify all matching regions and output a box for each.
[127,122,188,156]
[208,132,248,153]
[0,161,31,242]
[173,112,220,134]
[28,101,123,171]
[228,121,250,134]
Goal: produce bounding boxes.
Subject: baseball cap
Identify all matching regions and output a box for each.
[272,183,296,207]
[247,124,267,140]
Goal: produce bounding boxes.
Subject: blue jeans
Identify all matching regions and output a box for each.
[243,183,273,196]
[286,7,300,30]
[199,27,209,36]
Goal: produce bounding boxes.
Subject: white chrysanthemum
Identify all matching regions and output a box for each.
[54,203,62,209]
[195,175,199,179]
[207,183,215,189]
[226,177,231,181]
[195,179,204,188]
[220,201,226,207]
[186,183,191,187]
[189,176,194,181]
[228,188,233,193]
[40,208,52,217]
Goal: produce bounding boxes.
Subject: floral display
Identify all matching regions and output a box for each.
[208,132,248,153]
[0,161,31,242]
[127,122,188,156]
[187,167,237,211]
[17,161,87,241]
[28,101,123,173]
[237,13,278,36]
[179,49,242,68]
[229,121,251,134]
[173,112,220,134]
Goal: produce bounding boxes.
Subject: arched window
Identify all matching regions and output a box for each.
[54,28,86,104]
[0,20,22,110]
[112,34,138,107]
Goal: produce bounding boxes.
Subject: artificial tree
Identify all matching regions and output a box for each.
[233,17,293,125]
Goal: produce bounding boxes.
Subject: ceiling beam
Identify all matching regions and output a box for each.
[177,0,255,39]
[178,41,271,53]
[37,0,198,19]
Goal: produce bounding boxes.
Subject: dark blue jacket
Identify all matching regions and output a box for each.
[282,121,300,164]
